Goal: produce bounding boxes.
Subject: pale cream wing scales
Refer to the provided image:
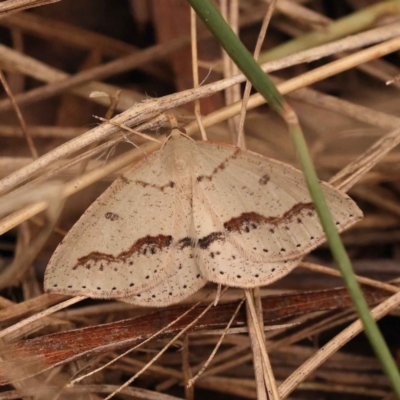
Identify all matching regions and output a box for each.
[199,242,300,288]
[193,182,301,287]
[124,167,208,307]
[123,245,207,307]
[45,143,185,299]
[194,141,362,263]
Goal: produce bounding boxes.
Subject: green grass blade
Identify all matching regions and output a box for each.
[187,0,400,396]
[258,1,400,63]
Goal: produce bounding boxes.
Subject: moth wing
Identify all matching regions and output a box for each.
[193,141,362,263]
[193,182,300,287]
[123,245,207,307]
[45,147,186,299]
[199,244,300,288]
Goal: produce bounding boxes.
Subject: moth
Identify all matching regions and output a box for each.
[45,131,362,307]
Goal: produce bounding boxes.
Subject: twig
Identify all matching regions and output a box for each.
[234,6,279,392]
[190,7,207,141]
[187,298,245,388]
[276,0,330,30]
[330,127,400,192]
[0,11,168,80]
[220,0,239,143]
[245,290,279,399]
[0,296,85,339]
[93,116,161,144]
[0,0,59,16]
[258,0,400,63]
[237,0,277,148]
[279,292,400,398]
[182,335,193,400]
[76,90,123,176]
[0,35,191,113]
[0,44,144,112]
[0,384,183,400]
[287,84,400,131]
[0,125,86,139]
[387,73,400,85]
[300,262,400,294]
[0,70,37,159]
[246,291,268,400]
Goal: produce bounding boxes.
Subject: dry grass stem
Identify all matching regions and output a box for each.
[0,0,59,16]
[188,322,298,336]
[330,127,400,191]
[279,292,400,398]
[0,384,184,400]
[0,296,85,340]
[190,7,208,141]
[0,35,191,113]
[0,70,38,159]
[182,335,194,400]
[246,291,268,400]
[0,11,168,80]
[300,262,400,294]
[236,0,277,148]
[0,43,145,111]
[288,85,400,131]
[0,181,64,290]
[245,290,279,399]
[276,0,330,30]
[156,344,250,392]
[221,0,240,143]
[0,125,86,139]
[94,116,162,144]
[387,73,400,85]
[187,298,244,388]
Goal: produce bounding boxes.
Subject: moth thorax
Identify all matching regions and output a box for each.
[175,158,186,171]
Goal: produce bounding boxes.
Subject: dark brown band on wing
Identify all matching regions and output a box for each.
[76,235,173,267]
[223,202,315,233]
[178,237,193,249]
[196,148,240,182]
[75,203,315,266]
[135,180,175,191]
[198,232,225,249]
[197,202,316,249]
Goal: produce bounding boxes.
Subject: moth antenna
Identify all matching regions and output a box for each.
[93,115,161,144]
